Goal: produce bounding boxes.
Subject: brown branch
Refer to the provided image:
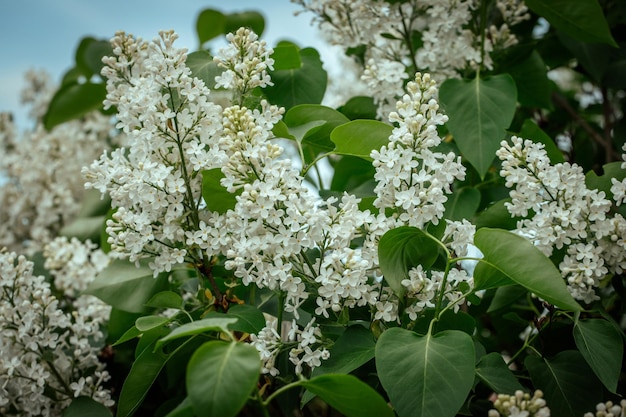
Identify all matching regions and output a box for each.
[551,91,619,163]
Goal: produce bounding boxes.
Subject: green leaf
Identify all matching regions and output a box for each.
[284,104,350,157]
[487,285,527,313]
[75,37,112,78]
[505,51,552,109]
[76,189,112,218]
[156,317,237,349]
[202,304,266,334]
[202,168,238,214]
[474,199,520,230]
[330,156,376,195]
[585,161,626,201]
[440,74,517,178]
[116,344,169,417]
[145,291,184,309]
[524,0,617,47]
[43,82,107,130]
[196,9,226,45]
[337,96,378,120]
[60,216,105,242]
[112,325,141,346]
[272,45,302,70]
[164,397,194,417]
[573,318,623,393]
[331,119,392,161]
[313,325,375,376]
[558,32,612,83]
[376,328,475,417]
[443,187,481,221]
[187,341,260,417]
[63,396,113,417]
[526,350,603,417]
[135,315,171,332]
[517,119,565,164]
[85,259,168,313]
[186,50,222,89]
[476,352,524,394]
[474,228,581,311]
[264,47,327,110]
[224,11,265,37]
[379,227,442,298]
[301,374,394,417]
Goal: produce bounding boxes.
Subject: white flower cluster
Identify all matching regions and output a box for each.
[84,30,226,275]
[497,136,626,303]
[488,390,550,417]
[371,73,465,228]
[0,250,113,416]
[584,399,626,417]
[610,143,626,205]
[89,30,474,376]
[250,318,330,376]
[293,0,529,117]
[44,236,110,297]
[0,71,116,254]
[214,27,275,100]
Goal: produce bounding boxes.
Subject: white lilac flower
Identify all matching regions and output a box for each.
[489,390,550,417]
[497,136,626,302]
[0,71,117,255]
[214,27,274,102]
[610,143,626,205]
[83,30,226,275]
[0,250,113,416]
[293,0,529,117]
[584,399,626,417]
[371,73,465,229]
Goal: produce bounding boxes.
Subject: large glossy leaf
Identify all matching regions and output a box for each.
[474,199,521,230]
[202,304,266,334]
[186,341,260,417]
[313,325,375,376]
[272,44,302,70]
[224,11,265,37]
[376,328,475,417]
[75,37,112,78]
[474,228,581,311]
[186,50,221,89]
[526,351,603,417]
[60,216,105,242]
[585,161,626,201]
[43,82,107,130]
[443,187,481,221]
[558,33,612,83]
[337,96,377,120]
[202,168,238,214]
[196,9,226,45]
[331,120,392,161]
[476,352,524,394]
[63,397,112,417]
[440,74,517,178]
[524,0,617,47]
[116,344,170,417]
[573,318,623,393]
[517,119,565,164]
[264,47,326,110]
[283,104,349,162]
[85,259,168,313]
[301,374,394,417]
[379,227,442,298]
[506,51,552,109]
[156,317,237,349]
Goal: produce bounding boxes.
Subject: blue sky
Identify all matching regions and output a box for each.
[0,0,335,128]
